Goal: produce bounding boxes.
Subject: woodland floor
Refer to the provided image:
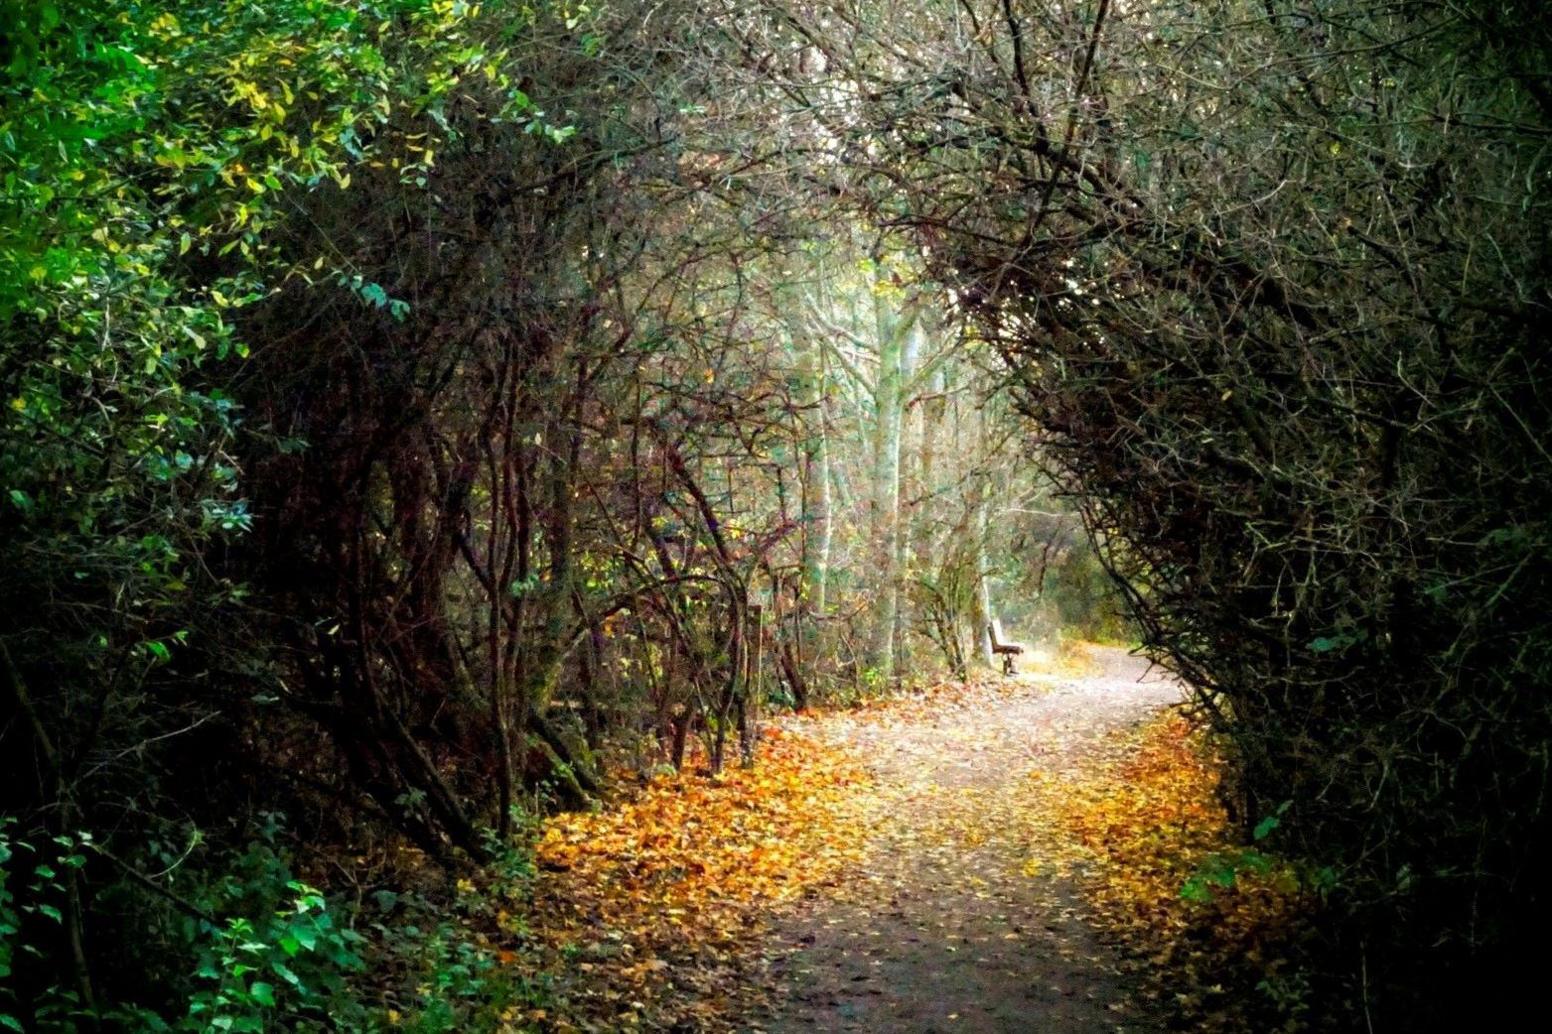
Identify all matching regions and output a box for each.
[521,647,1287,1033]
[752,647,1180,1033]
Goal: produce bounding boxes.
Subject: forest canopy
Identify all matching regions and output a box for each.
[2,0,1548,1030]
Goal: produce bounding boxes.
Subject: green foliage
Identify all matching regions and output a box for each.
[0,819,71,1024]
[0,816,551,1032]
[0,0,527,658]
[0,0,571,1019]
[0,828,13,1033]
[0,821,94,1031]
[1179,849,1275,903]
[373,821,551,1033]
[1255,967,1312,1028]
[1,818,368,1032]
[389,920,533,1034]
[175,875,365,1033]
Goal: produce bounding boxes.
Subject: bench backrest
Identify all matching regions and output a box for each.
[989,618,1007,648]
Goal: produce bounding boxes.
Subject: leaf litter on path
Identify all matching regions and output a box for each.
[500,645,1307,1032]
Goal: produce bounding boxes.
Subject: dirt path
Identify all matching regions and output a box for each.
[754,647,1181,1033]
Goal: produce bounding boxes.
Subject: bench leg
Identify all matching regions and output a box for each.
[1002,654,1015,676]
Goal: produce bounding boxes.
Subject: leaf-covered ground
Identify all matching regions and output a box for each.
[1023,715,1315,1029]
[488,645,1308,1032]
[522,727,874,1029]
[755,646,1183,1033]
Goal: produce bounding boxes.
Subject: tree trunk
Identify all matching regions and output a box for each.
[869,285,906,680]
[798,326,833,660]
[812,386,833,622]
[893,322,923,672]
[973,478,996,669]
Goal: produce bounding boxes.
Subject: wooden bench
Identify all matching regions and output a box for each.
[988,618,1027,675]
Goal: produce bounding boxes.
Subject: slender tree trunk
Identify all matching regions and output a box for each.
[869,288,905,680]
[812,386,833,621]
[894,322,923,671]
[970,474,996,669]
[976,498,995,668]
[796,328,832,652]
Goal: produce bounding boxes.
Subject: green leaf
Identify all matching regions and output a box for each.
[1255,801,1292,842]
[359,281,388,308]
[271,961,302,989]
[248,980,275,1008]
[1180,876,1212,902]
[1308,632,1362,654]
